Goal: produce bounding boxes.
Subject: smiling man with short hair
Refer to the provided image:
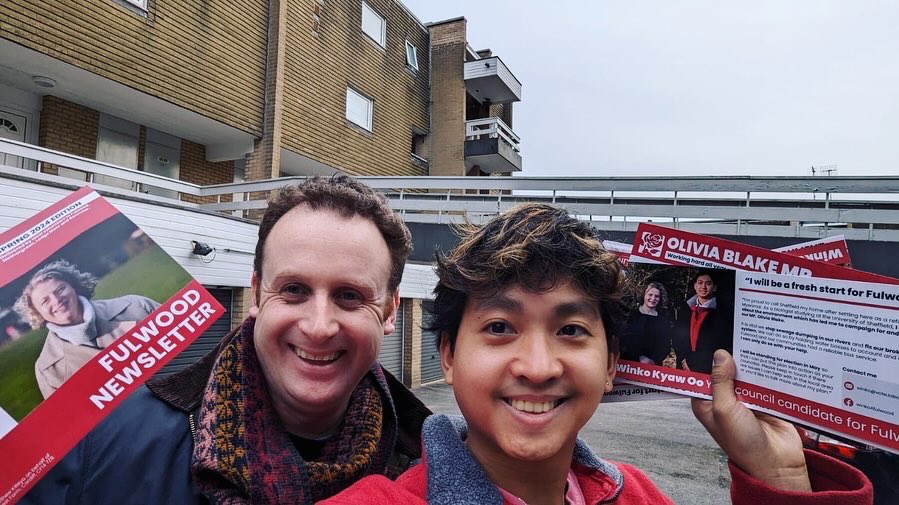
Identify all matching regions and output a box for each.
[674,270,733,373]
[24,175,430,504]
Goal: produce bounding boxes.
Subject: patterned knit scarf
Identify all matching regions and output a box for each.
[191,318,398,504]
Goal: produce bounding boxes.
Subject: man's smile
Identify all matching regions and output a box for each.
[504,398,567,414]
[291,345,344,365]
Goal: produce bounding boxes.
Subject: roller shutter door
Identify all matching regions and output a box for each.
[420,300,444,384]
[156,288,233,377]
[377,299,404,381]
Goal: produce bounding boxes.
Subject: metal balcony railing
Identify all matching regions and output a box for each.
[465,117,521,153]
[3,138,899,241]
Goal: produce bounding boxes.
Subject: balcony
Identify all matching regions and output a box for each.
[464,56,522,104]
[464,117,522,174]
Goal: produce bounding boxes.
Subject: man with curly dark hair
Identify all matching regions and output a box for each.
[324,203,872,505]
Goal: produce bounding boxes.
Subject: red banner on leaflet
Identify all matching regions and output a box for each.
[598,235,851,273]
[630,223,895,285]
[774,235,852,267]
[0,187,118,286]
[0,189,225,503]
[735,381,899,453]
[616,361,713,396]
[616,359,899,452]
[602,240,632,269]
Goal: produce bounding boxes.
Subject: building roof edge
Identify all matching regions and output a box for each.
[425,16,467,28]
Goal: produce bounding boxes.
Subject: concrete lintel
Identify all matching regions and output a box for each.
[0,39,258,161]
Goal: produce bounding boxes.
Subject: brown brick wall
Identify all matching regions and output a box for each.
[245,0,288,182]
[37,95,98,176]
[230,287,255,330]
[428,19,467,177]
[137,126,147,171]
[179,140,234,204]
[3,0,267,136]
[280,0,430,176]
[490,102,513,128]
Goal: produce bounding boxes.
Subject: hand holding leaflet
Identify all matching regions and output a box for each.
[692,350,811,493]
[619,223,899,454]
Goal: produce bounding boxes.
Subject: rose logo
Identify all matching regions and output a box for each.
[638,232,665,257]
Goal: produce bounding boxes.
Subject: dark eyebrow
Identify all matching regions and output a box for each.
[472,293,523,314]
[554,301,600,320]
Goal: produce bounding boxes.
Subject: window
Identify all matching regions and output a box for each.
[405,41,418,71]
[411,130,426,160]
[123,0,148,10]
[361,2,385,47]
[0,109,27,169]
[346,87,373,131]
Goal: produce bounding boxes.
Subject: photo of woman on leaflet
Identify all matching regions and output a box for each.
[621,281,673,366]
[0,213,190,422]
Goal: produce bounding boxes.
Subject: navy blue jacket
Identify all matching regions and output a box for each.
[22,387,201,504]
[22,323,429,504]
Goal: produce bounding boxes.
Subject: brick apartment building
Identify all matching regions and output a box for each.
[0,0,522,386]
[1,0,522,184]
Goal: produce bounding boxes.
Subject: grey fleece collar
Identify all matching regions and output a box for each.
[422,414,624,505]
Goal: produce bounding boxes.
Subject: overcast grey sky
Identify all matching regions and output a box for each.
[403,1,899,177]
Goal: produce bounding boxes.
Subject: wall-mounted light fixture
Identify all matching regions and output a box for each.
[191,241,214,256]
[191,241,216,264]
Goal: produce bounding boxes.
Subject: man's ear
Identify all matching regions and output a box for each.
[439,333,454,386]
[249,272,260,318]
[605,351,620,393]
[382,290,400,335]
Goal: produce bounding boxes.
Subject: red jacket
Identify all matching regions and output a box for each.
[322,415,872,505]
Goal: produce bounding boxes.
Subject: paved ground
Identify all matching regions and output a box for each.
[415,383,730,504]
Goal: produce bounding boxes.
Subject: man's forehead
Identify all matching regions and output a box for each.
[469,284,600,316]
[265,206,370,250]
[260,206,392,286]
